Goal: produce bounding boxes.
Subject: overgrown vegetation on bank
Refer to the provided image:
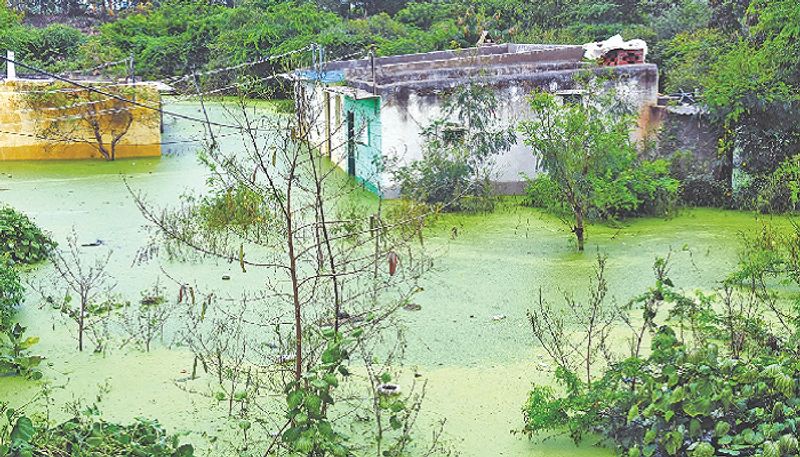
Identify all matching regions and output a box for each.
[2,0,798,214]
[0,206,51,379]
[523,220,800,456]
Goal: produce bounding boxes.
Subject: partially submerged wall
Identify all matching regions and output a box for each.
[0,81,162,160]
[379,65,659,196]
[301,44,660,197]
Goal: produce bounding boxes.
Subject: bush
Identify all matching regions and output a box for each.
[393,148,495,213]
[2,414,194,457]
[393,84,514,212]
[0,206,55,265]
[523,175,569,216]
[524,223,800,457]
[756,154,800,213]
[0,257,23,330]
[525,326,800,457]
[523,160,680,220]
[0,257,41,379]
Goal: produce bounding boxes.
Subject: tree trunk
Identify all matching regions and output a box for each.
[78,302,85,352]
[574,210,585,252]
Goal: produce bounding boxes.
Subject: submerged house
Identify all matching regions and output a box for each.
[0,52,163,161]
[296,42,659,197]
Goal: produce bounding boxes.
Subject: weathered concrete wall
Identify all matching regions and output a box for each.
[378,65,660,197]
[0,81,162,160]
[302,45,660,198]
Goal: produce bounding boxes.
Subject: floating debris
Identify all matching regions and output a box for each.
[377,383,401,396]
[222,275,231,280]
[491,314,507,321]
[81,239,104,247]
[403,303,422,311]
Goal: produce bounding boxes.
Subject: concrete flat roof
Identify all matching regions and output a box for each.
[308,43,656,96]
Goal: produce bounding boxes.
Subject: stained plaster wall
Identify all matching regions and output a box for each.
[0,81,162,161]
[301,58,660,198]
[379,65,660,197]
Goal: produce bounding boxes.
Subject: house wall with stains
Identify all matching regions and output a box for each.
[0,81,162,161]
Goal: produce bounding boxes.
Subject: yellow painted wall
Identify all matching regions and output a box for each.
[0,81,162,161]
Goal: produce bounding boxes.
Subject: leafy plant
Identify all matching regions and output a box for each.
[519,83,679,251]
[0,323,43,380]
[393,83,515,212]
[0,207,54,265]
[0,257,23,330]
[1,413,193,457]
[279,329,358,456]
[524,227,800,456]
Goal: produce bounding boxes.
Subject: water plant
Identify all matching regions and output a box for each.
[523,222,800,456]
[0,206,54,265]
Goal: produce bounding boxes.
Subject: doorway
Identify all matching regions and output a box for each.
[347,111,356,176]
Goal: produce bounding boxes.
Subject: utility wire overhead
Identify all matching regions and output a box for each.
[0,55,291,131]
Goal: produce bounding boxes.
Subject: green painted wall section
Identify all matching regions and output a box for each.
[343,96,382,195]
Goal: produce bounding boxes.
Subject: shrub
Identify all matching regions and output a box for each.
[756,154,800,213]
[0,206,55,265]
[522,155,679,220]
[0,257,23,330]
[393,147,495,213]
[523,175,569,216]
[524,223,800,457]
[0,257,42,380]
[2,414,193,457]
[525,326,800,457]
[393,84,515,212]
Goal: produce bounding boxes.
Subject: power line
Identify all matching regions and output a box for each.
[0,127,240,146]
[0,55,290,131]
[165,45,313,84]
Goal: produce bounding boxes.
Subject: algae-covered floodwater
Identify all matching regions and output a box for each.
[0,100,784,456]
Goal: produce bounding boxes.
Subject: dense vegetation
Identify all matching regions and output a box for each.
[0,207,50,379]
[523,222,800,456]
[1,0,798,213]
[2,408,194,456]
[520,84,679,250]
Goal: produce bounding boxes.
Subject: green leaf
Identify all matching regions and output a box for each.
[10,416,35,445]
[627,404,639,424]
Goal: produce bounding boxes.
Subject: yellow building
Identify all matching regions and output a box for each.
[0,79,162,161]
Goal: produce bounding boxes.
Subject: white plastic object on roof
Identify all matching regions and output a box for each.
[582,35,648,60]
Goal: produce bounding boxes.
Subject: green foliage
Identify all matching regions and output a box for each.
[523,175,569,217]
[0,207,55,265]
[0,251,43,380]
[1,413,193,457]
[199,184,271,232]
[659,28,729,94]
[0,20,85,72]
[393,83,515,212]
[281,329,356,456]
[0,258,23,329]
[524,225,800,456]
[757,154,800,213]
[526,325,800,457]
[519,85,679,249]
[0,323,43,379]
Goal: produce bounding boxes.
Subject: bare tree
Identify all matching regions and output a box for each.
[127,63,451,454]
[528,253,619,385]
[21,85,156,161]
[41,230,120,352]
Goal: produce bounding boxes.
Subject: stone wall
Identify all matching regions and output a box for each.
[0,80,162,160]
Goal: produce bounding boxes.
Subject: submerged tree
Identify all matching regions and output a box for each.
[42,231,120,352]
[22,84,158,161]
[393,82,516,212]
[129,64,449,454]
[519,82,678,251]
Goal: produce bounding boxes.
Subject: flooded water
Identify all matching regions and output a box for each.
[0,100,783,456]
